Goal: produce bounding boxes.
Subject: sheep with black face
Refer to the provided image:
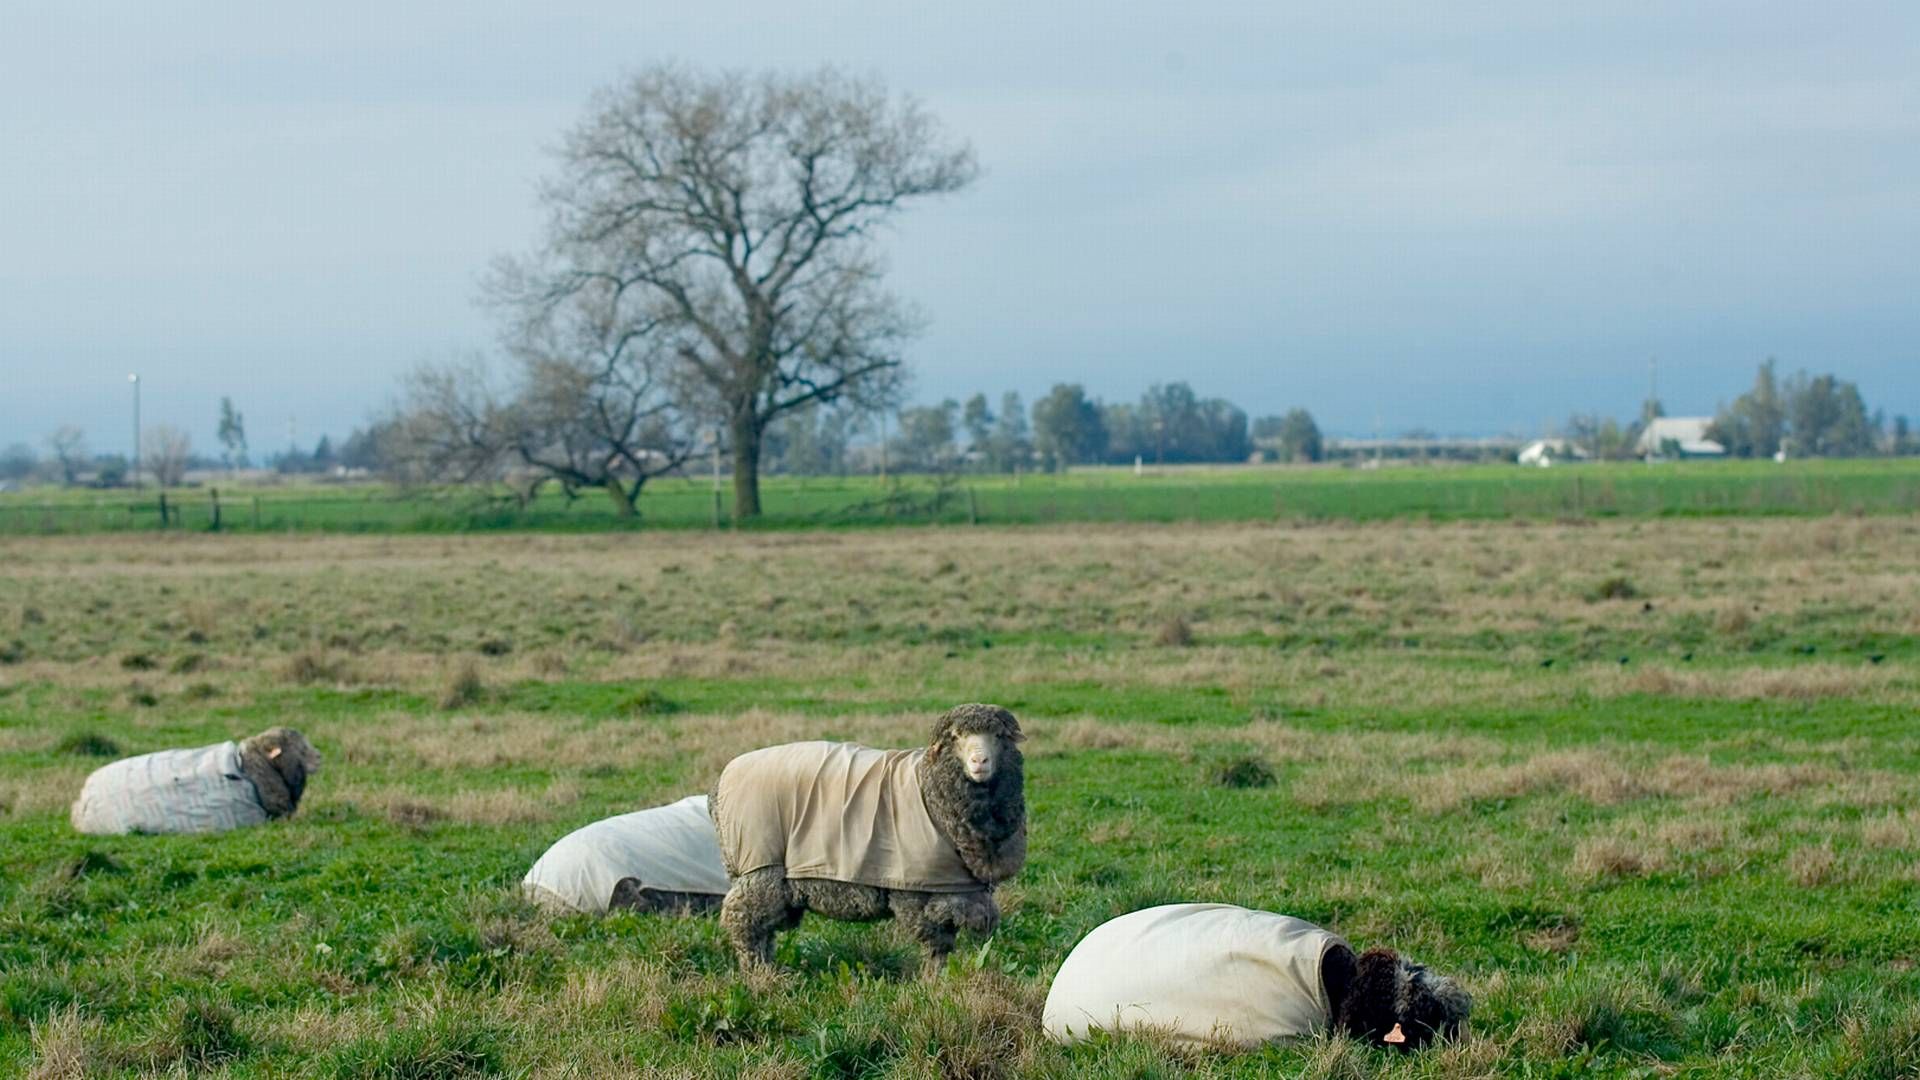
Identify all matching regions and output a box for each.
[1044,904,1470,1052]
[709,704,1026,971]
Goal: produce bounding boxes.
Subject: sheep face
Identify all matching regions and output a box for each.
[930,703,1025,788]
[958,731,1006,784]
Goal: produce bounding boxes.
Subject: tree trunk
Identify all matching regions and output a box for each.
[730,412,762,520]
[607,478,639,517]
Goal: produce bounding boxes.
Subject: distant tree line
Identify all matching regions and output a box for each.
[1707,360,1890,459]
[756,382,1314,476]
[1556,360,1912,462]
[8,358,1911,493]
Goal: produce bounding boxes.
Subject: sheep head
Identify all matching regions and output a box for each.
[241,727,321,811]
[921,704,1026,884]
[928,703,1023,785]
[1334,947,1470,1050]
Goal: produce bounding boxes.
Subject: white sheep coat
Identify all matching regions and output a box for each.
[70,741,269,836]
[1043,903,1348,1048]
[713,741,979,892]
[521,795,732,914]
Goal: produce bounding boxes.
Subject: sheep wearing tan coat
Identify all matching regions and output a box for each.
[709,704,1026,972]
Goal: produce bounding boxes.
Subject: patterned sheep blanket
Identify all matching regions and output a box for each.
[713,741,981,892]
[1044,904,1348,1047]
[70,741,269,836]
[522,794,732,914]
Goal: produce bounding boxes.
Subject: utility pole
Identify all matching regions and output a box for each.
[128,373,141,488]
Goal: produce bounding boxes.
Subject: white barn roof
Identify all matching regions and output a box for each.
[1637,417,1725,456]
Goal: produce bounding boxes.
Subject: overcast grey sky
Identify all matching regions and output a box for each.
[4,1,1917,455]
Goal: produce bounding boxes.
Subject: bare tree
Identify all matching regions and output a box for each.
[143,425,192,487]
[45,426,89,486]
[217,397,248,470]
[507,65,976,519]
[397,282,702,516]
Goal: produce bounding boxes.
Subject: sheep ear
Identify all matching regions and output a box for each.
[268,746,282,760]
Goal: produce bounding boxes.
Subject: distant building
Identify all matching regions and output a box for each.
[1636,417,1726,459]
[1517,439,1588,467]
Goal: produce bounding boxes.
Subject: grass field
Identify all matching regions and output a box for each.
[3,515,1919,1077]
[5,458,1920,535]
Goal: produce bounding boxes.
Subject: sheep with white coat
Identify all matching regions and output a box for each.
[522,794,732,914]
[71,727,321,836]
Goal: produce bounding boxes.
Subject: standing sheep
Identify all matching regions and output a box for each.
[71,727,321,836]
[709,703,1026,972]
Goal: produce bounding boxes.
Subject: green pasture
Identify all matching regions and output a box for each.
[1,518,1916,1076]
[3,458,1920,534]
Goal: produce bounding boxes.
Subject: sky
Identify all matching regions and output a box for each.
[4,1,1918,456]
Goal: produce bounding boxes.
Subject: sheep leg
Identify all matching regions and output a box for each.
[888,892,960,974]
[721,868,792,969]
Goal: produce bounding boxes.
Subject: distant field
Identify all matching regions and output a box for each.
[4,458,1920,534]
[3,517,1918,1076]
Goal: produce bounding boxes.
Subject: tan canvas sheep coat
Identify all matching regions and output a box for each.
[714,741,982,892]
[1044,904,1349,1047]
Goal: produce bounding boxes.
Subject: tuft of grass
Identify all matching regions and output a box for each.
[168,651,208,674]
[1154,615,1195,647]
[62,851,125,879]
[140,998,249,1071]
[324,1009,503,1080]
[620,687,683,716]
[118,651,156,671]
[1826,1003,1920,1080]
[27,1005,108,1080]
[0,638,24,663]
[1586,575,1640,602]
[1573,836,1664,880]
[1788,843,1838,887]
[440,660,486,710]
[56,731,121,757]
[181,680,220,702]
[281,648,351,685]
[1211,755,1277,789]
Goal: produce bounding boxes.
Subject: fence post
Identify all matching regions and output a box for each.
[157,492,169,528]
[209,487,221,531]
[967,486,979,525]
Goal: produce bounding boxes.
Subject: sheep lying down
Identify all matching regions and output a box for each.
[522,795,732,914]
[71,727,320,836]
[1044,904,1470,1050]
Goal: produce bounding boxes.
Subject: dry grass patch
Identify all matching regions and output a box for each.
[439,658,485,710]
[1862,810,1920,850]
[27,1005,109,1080]
[1624,663,1895,703]
[1787,843,1839,887]
[279,648,356,686]
[1573,835,1668,880]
